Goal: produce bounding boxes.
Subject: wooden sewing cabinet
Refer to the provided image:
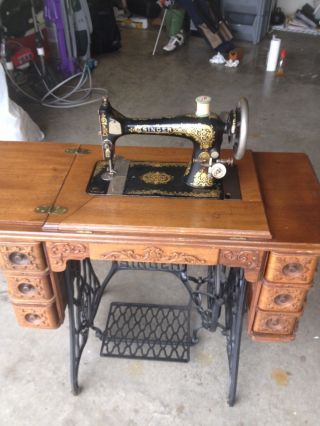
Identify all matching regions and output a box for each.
[0,141,319,405]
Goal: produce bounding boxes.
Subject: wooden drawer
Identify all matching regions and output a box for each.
[11,300,60,329]
[6,273,54,302]
[258,281,308,313]
[265,253,317,284]
[0,243,47,273]
[253,310,299,335]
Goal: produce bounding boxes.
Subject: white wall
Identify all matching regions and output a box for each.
[277,0,316,15]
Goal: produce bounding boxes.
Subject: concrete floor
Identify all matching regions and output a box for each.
[1,28,320,425]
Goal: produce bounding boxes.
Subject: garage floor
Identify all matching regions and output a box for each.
[0,28,320,426]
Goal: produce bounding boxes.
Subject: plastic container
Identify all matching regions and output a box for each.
[226,13,270,44]
[222,0,272,16]
[222,0,272,44]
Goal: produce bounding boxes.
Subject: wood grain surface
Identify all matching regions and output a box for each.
[0,142,319,252]
[254,152,320,246]
[42,146,271,240]
[0,142,79,227]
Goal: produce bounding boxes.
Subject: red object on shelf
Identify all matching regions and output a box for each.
[7,29,50,60]
[11,47,34,67]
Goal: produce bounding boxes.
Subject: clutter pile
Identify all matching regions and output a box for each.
[272,2,320,35]
[209,47,243,68]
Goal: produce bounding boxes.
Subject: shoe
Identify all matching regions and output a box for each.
[162,31,184,52]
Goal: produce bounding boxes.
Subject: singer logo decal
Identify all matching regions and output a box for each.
[129,123,215,149]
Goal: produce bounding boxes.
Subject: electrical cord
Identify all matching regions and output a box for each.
[2,58,108,108]
[0,1,108,109]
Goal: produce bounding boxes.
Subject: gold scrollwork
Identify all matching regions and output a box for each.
[184,161,191,176]
[125,188,220,198]
[197,151,210,161]
[128,123,215,149]
[140,171,173,185]
[130,162,186,168]
[192,169,214,188]
[100,113,108,137]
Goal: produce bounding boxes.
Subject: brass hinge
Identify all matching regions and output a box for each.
[35,205,68,215]
[65,148,91,155]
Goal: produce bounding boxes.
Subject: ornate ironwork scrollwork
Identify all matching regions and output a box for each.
[64,259,247,405]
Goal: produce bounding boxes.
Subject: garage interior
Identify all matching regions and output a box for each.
[0,1,319,425]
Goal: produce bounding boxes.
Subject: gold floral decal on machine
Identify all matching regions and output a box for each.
[100,247,206,264]
[100,113,108,137]
[140,171,174,185]
[192,169,214,187]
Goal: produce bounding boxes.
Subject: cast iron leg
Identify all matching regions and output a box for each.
[224,268,247,406]
[66,291,80,394]
[64,259,102,395]
[65,262,83,395]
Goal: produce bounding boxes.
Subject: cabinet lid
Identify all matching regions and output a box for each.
[0,142,79,230]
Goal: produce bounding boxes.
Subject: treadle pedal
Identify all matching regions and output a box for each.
[100,302,192,362]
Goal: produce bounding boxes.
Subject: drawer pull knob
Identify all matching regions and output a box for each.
[18,283,36,295]
[9,252,30,266]
[25,313,41,325]
[274,294,292,306]
[282,262,303,277]
[266,318,282,330]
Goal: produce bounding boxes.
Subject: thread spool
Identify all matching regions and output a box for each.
[195,96,211,117]
[266,36,281,72]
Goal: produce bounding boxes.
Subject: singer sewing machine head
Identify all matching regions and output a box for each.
[87,96,249,198]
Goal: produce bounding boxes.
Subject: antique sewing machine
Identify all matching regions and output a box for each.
[3,95,320,409]
[87,95,249,199]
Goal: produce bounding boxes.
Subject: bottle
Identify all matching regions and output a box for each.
[266,35,281,72]
[276,49,287,77]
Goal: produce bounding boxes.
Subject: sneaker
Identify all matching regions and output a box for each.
[163,31,184,52]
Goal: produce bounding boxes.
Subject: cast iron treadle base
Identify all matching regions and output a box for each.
[100,302,192,362]
[65,260,247,405]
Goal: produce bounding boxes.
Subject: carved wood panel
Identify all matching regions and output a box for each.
[219,248,265,281]
[89,244,219,266]
[45,242,90,272]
